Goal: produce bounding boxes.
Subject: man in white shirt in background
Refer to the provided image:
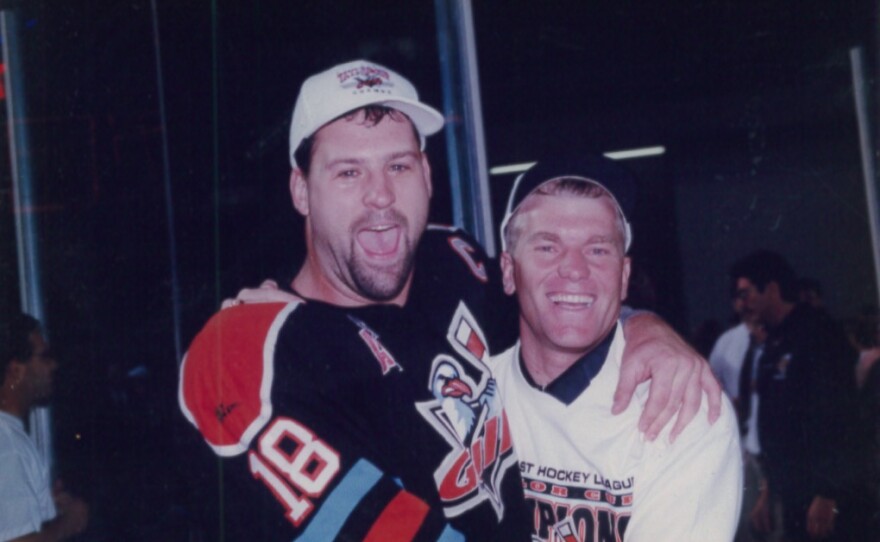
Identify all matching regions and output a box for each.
[711,284,775,540]
[709,293,751,404]
[736,320,774,541]
[0,314,88,542]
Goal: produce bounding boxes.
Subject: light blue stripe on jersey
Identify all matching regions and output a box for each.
[437,525,465,542]
[294,458,382,542]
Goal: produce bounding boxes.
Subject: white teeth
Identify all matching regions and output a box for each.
[369,224,394,232]
[549,293,595,305]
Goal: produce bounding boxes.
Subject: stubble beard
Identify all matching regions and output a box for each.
[346,240,417,302]
[344,210,424,302]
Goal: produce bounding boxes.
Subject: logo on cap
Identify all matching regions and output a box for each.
[337,65,394,94]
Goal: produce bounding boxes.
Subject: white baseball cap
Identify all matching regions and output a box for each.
[289,59,445,168]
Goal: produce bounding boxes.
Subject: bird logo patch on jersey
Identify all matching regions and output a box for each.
[416,302,516,520]
[348,315,401,375]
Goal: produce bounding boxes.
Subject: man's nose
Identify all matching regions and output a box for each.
[558,250,590,280]
[364,172,395,209]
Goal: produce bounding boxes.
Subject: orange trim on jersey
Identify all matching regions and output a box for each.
[363,489,429,542]
[179,302,298,455]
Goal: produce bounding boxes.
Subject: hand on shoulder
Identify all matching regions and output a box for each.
[221,279,304,308]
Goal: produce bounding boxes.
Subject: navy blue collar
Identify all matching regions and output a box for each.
[519,324,618,405]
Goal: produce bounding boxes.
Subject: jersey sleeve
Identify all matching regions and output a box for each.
[178,302,296,456]
[178,303,465,541]
[624,396,743,541]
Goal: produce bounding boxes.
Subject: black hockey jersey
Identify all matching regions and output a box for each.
[178,227,528,541]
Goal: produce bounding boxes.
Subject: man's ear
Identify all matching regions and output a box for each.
[290,168,309,216]
[3,359,25,388]
[500,252,517,296]
[420,152,433,198]
[620,256,632,302]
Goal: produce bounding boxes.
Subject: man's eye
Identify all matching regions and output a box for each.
[588,246,612,256]
[535,245,556,253]
[338,169,359,178]
[389,163,411,172]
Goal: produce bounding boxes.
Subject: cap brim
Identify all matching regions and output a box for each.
[378,98,445,137]
[290,96,444,168]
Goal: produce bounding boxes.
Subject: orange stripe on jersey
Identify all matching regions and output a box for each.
[465,330,486,361]
[179,302,297,455]
[363,489,429,542]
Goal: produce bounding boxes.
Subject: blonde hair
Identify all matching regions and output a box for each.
[502,177,627,252]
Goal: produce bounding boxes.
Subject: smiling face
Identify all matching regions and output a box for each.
[291,109,432,306]
[501,191,630,366]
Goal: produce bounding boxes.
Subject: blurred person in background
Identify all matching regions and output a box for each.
[710,288,752,406]
[712,269,778,541]
[0,313,88,542]
[731,251,874,541]
[850,306,880,390]
[849,305,880,535]
[796,278,825,311]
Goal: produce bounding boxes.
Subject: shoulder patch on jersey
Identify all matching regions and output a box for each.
[347,315,402,375]
[179,302,299,457]
[447,236,488,283]
[423,226,490,284]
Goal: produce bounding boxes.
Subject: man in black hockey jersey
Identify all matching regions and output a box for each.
[180,59,720,541]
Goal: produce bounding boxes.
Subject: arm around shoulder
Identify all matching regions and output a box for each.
[618,311,722,441]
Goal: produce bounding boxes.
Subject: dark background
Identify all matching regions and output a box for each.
[0,1,877,539]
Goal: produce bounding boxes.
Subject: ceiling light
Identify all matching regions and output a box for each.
[603,145,666,160]
[489,146,665,175]
[489,161,537,175]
